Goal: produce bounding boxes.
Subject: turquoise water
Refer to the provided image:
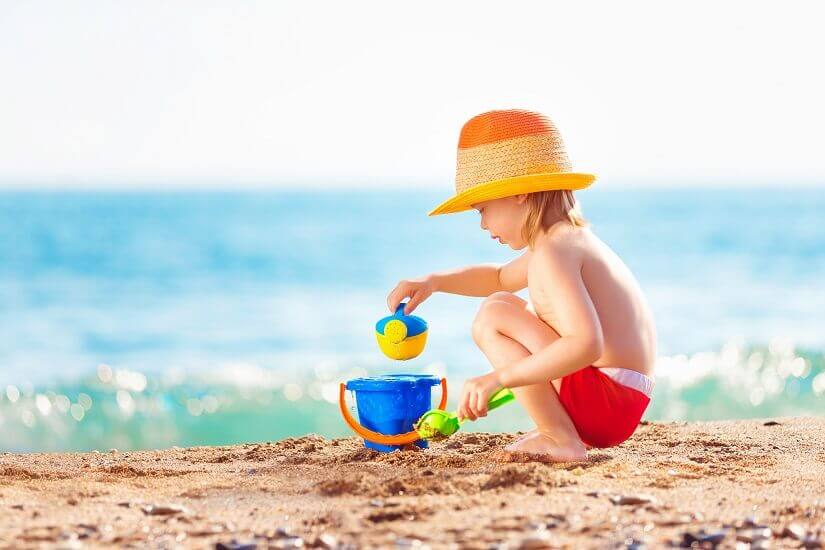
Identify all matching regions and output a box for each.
[1,187,824,451]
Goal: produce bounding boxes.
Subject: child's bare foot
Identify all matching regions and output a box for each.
[510,428,592,450]
[512,428,539,442]
[502,431,588,462]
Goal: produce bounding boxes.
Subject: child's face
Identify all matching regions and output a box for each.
[471,194,529,250]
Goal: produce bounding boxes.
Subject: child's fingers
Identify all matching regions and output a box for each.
[458,391,470,420]
[403,292,415,314]
[386,287,398,312]
[471,391,487,418]
[468,392,479,417]
[405,291,423,314]
[464,399,478,421]
[474,392,488,417]
[458,391,476,421]
[387,287,403,312]
[387,283,409,312]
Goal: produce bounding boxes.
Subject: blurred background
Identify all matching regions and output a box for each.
[1,2,823,452]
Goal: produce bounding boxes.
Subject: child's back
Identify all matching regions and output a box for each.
[527,220,657,377]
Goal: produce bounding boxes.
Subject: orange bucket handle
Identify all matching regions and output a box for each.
[339,378,448,446]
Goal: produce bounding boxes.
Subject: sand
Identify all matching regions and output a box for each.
[1,417,824,549]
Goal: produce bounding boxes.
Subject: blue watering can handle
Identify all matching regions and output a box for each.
[395,302,407,316]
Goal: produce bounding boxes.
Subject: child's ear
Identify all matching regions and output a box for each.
[514,193,529,204]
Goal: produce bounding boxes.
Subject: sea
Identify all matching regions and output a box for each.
[1,187,824,452]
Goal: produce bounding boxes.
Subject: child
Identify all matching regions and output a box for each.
[386,109,656,462]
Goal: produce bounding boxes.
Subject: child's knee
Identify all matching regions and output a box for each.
[486,291,524,307]
[471,312,493,345]
[471,299,513,345]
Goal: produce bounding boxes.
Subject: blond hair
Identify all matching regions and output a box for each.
[521,190,589,249]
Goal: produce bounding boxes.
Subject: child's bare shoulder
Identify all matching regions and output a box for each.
[532,223,627,280]
[526,224,595,315]
[529,223,587,265]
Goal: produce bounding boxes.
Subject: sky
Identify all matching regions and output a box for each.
[1,1,824,189]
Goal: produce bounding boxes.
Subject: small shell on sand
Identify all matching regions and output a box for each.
[141,504,189,516]
[610,494,656,506]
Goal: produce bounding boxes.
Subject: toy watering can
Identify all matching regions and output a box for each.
[374,302,428,360]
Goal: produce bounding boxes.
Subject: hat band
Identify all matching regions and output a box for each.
[455,133,572,194]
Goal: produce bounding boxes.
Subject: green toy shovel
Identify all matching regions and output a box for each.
[414,387,515,440]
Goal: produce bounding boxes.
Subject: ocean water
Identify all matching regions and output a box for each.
[1,187,824,452]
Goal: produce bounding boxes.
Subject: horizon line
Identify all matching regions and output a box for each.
[1,177,823,192]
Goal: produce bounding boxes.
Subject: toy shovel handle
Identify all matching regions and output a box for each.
[487,387,515,411]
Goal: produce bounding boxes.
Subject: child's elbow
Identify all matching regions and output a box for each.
[582,335,604,365]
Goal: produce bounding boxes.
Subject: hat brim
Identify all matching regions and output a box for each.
[427,172,596,216]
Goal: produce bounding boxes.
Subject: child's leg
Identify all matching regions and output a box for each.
[505,300,591,447]
[471,292,587,460]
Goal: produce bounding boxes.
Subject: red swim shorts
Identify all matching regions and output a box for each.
[557,366,651,448]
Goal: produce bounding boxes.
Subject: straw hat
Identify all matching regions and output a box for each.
[428,109,596,216]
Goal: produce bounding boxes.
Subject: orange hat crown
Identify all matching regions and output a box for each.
[428,109,595,216]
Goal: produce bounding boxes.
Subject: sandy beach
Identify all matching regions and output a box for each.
[1,417,824,549]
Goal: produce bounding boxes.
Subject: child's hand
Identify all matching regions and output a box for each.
[457,371,502,422]
[387,275,436,314]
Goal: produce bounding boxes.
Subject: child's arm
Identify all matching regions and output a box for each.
[387,251,531,314]
[432,251,531,296]
[495,243,604,388]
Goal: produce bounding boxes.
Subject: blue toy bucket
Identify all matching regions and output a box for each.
[344,374,441,452]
